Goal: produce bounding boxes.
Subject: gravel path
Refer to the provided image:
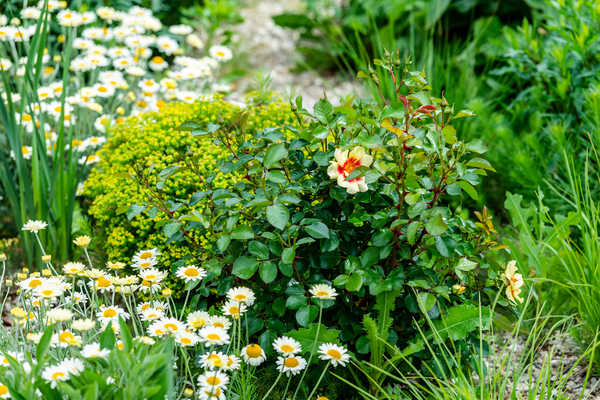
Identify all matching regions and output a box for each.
[231,0,362,111]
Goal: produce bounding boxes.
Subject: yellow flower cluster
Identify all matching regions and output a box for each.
[85,94,296,290]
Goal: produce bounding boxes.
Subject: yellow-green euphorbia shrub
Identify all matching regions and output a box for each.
[85,94,297,272]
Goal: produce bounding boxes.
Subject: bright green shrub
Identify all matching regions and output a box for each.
[479,0,600,211]
[85,95,297,273]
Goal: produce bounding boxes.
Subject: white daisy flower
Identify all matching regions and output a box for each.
[23,219,48,233]
[209,45,232,61]
[310,283,338,300]
[276,355,307,376]
[197,371,229,390]
[318,343,350,367]
[226,287,255,306]
[221,300,247,320]
[187,310,210,330]
[273,336,302,356]
[42,364,71,388]
[198,326,230,346]
[241,344,266,366]
[81,343,110,359]
[176,265,207,282]
[97,305,129,324]
[175,331,200,347]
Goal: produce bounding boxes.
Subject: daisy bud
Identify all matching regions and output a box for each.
[42,254,52,263]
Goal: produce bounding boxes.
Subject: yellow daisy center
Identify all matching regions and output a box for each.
[206,333,221,341]
[245,345,262,358]
[164,323,178,331]
[51,371,66,380]
[28,279,42,288]
[284,357,299,368]
[327,349,342,360]
[103,309,117,318]
[206,376,220,385]
[280,344,294,353]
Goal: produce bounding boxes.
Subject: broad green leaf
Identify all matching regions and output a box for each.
[266,204,289,230]
[163,221,181,238]
[281,247,295,264]
[407,221,420,245]
[232,256,259,279]
[457,180,478,200]
[296,305,318,327]
[286,295,306,310]
[425,214,448,236]
[304,221,329,239]
[231,225,254,240]
[314,99,334,123]
[456,257,478,271]
[259,261,277,283]
[127,204,145,220]
[346,273,363,292]
[36,326,53,362]
[216,234,231,253]
[403,304,492,356]
[416,292,436,312]
[442,125,457,144]
[248,240,269,259]
[467,157,496,172]
[264,143,288,168]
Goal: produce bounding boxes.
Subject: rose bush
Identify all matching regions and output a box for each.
[132,54,505,380]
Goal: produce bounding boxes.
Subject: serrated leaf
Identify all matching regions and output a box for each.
[286,323,340,356]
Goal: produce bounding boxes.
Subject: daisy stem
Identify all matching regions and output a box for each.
[180,288,191,320]
[260,371,282,400]
[292,303,323,399]
[306,363,330,400]
[83,247,94,270]
[33,232,58,275]
[281,376,292,399]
